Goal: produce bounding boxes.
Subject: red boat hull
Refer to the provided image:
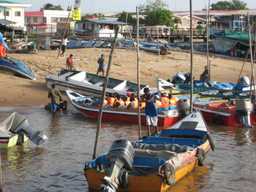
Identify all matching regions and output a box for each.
[75,106,179,128]
[195,102,256,127]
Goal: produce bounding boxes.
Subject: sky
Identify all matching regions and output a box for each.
[25,0,256,13]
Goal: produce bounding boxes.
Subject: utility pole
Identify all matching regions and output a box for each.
[189,0,194,113]
[136,6,142,138]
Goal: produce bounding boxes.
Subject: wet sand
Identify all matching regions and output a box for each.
[0,48,253,106]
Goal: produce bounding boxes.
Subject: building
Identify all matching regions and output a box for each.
[25,9,70,34]
[175,15,206,30]
[75,18,126,39]
[0,0,31,31]
[174,9,256,32]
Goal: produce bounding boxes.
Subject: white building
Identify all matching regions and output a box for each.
[0,0,31,30]
[25,10,70,34]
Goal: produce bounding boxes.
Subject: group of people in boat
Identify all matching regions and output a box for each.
[100,89,179,113]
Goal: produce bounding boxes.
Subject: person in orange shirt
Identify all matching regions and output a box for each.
[66,54,74,70]
[0,32,8,58]
[0,43,7,58]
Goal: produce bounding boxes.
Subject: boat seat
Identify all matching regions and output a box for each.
[133,143,190,153]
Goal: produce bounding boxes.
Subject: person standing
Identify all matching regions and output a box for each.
[66,54,74,71]
[96,54,105,76]
[48,84,62,112]
[60,36,68,56]
[143,87,158,136]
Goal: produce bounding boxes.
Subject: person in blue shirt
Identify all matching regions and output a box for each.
[143,87,158,136]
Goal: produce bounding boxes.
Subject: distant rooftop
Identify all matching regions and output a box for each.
[0,0,31,7]
[83,18,126,25]
[174,9,256,16]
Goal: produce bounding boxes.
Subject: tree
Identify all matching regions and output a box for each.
[211,0,247,10]
[43,3,63,10]
[141,0,175,27]
[117,12,137,25]
[145,8,175,27]
[143,0,168,10]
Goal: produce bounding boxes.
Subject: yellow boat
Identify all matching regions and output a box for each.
[0,133,29,149]
[84,112,214,192]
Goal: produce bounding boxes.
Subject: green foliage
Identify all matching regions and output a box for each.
[145,8,175,27]
[211,0,247,10]
[139,0,175,27]
[43,3,63,10]
[143,0,168,10]
[117,12,137,25]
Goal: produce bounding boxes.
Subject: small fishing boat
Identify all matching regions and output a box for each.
[0,57,35,80]
[0,112,47,148]
[84,111,214,192]
[194,99,256,127]
[139,42,168,55]
[66,90,179,128]
[46,69,149,97]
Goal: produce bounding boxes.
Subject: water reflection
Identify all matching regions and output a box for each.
[0,108,256,192]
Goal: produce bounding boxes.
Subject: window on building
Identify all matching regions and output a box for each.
[4,10,9,17]
[15,11,21,17]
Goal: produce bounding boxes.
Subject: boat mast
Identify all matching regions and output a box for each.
[248,13,256,98]
[206,0,211,80]
[189,0,194,113]
[92,26,119,159]
[136,6,142,138]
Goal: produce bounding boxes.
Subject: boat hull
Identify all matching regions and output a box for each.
[75,105,178,128]
[194,102,256,127]
[0,57,35,80]
[0,134,28,149]
[85,141,210,192]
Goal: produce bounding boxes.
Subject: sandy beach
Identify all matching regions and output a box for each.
[0,48,253,106]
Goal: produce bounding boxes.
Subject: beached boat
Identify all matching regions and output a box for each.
[0,57,35,80]
[66,90,179,128]
[194,99,256,127]
[139,42,168,55]
[84,111,214,192]
[46,69,149,97]
[0,112,47,148]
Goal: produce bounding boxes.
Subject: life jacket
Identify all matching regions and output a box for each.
[159,96,169,111]
[107,97,115,106]
[0,44,7,58]
[169,97,178,110]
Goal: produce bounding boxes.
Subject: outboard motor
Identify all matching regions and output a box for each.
[171,72,187,84]
[7,112,48,145]
[101,140,135,192]
[236,99,253,128]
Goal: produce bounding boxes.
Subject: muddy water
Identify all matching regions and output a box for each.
[0,106,256,192]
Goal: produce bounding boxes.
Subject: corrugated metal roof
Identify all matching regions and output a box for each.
[174,9,256,17]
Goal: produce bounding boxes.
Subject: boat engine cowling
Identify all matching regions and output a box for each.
[8,112,48,145]
[236,99,253,128]
[100,140,135,192]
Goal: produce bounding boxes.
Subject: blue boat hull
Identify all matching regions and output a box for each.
[0,57,35,80]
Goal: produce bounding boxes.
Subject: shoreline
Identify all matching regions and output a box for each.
[0,48,252,107]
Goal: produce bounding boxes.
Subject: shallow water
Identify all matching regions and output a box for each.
[0,106,256,192]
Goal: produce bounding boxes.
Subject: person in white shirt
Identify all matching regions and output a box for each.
[60,36,68,56]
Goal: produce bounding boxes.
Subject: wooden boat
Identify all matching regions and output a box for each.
[66,90,179,128]
[84,111,214,192]
[194,99,256,127]
[0,112,47,148]
[46,69,149,97]
[0,57,35,80]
